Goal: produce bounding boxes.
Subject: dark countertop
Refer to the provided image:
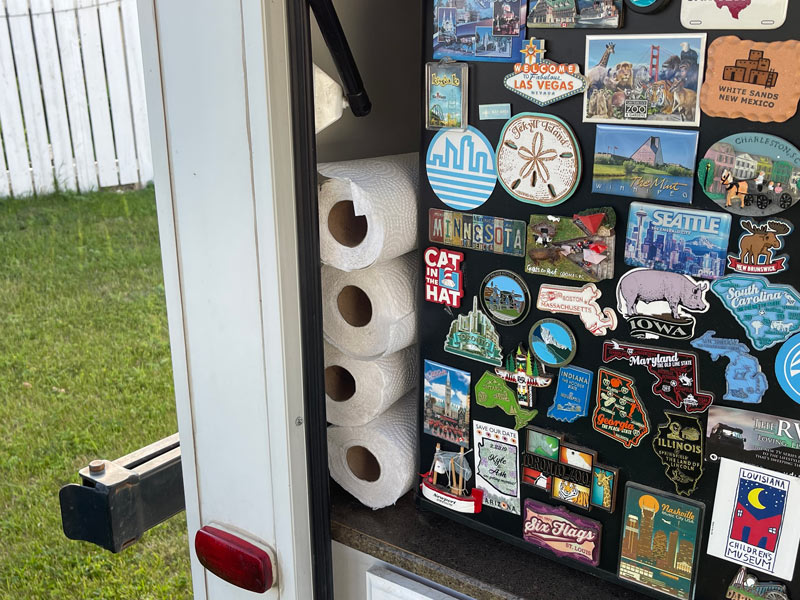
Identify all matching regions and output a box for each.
[330,483,650,600]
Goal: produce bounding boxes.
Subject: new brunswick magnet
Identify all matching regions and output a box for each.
[424,247,464,308]
[681,0,788,29]
[548,366,593,423]
[691,331,768,405]
[652,412,704,497]
[594,368,650,449]
[537,283,617,336]
[444,297,503,366]
[480,270,530,326]
[504,39,587,106]
[523,499,602,567]
[529,319,576,368]
[728,218,792,275]
[496,113,581,207]
[698,134,800,216]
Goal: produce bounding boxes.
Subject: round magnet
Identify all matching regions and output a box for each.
[479,270,531,326]
[529,318,576,368]
[625,0,670,13]
[776,333,800,404]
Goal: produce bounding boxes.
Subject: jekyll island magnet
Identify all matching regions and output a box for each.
[527,0,622,29]
[424,247,464,308]
[504,39,587,107]
[594,368,650,449]
[523,499,602,567]
[652,412,704,497]
[548,366,593,424]
[691,331,768,404]
[698,134,800,217]
[537,282,617,336]
[425,61,468,130]
[423,360,471,447]
[681,0,788,29]
[776,333,800,405]
[480,270,530,326]
[496,113,581,207]
[728,219,792,275]
[475,371,538,430]
[726,567,790,600]
[444,297,503,366]
[529,319,576,368]
[616,268,710,341]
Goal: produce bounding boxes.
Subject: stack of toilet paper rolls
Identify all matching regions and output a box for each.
[319,153,420,509]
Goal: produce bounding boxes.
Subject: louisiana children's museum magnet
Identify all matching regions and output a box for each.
[496,113,581,207]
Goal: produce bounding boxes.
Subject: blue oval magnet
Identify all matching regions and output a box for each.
[776,333,800,404]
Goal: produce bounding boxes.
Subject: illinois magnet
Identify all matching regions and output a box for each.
[681,0,788,29]
[529,319,576,368]
[504,39,587,107]
[496,113,581,207]
[652,411,704,497]
[480,270,531,326]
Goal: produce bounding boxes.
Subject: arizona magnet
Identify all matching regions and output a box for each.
[480,270,530,326]
[504,39,587,107]
[681,0,788,29]
[496,113,581,207]
[691,331,768,405]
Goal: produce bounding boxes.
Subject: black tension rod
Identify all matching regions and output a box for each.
[308,0,371,117]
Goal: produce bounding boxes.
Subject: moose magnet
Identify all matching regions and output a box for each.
[728,219,792,275]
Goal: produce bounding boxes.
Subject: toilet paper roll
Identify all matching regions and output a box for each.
[318,153,418,271]
[328,390,418,509]
[322,252,417,359]
[325,342,418,427]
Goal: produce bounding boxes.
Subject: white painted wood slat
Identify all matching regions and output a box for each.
[30,0,76,191]
[77,0,118,187]
[53,0,97,192]
[121,0,151,183]
[98,0,137,185]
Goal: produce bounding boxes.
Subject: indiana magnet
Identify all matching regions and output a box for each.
[423,360,471,447]
[526,208,616,283]
[698,134,800,217]
[728,219,792,275]
[494,344,553,411]
[691,331,768,405]
[523,499,602,567]
[424,247,464,308]
[475,371,538,430]
[420,444,483,514]
[726,567,790,600]
[530,319,576,368]
[480,270,530,326]
[594,368,650,449]
[426,126,497,211]
[603,340,714,413]
[425,61,468,130]
[616,268,710,341]
[537,282,617,336]
[548,366,593,424]
[653,412,704,497]
[701,37,800,123]
[527,0,622,29]
[504,39,587,107]
[444,297,503,366]
[681,0,788,29]
[776,333,800,405]
[710,276,800,350]
[496,113,581,207]
[428,209,527,258]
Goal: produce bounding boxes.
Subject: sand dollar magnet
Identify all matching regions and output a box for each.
[496,113,581,207]
[529,318,577,368]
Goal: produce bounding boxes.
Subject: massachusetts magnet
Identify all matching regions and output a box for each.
[776,333,800,405]
[504,39,587,107]
[537,283,617,336]
[529,319,576,368]
[423,360,471,448]
[594,368,650,449]
[728,219,792,275]
[496,113,581,207]
[548,366,593,423]
[691,331,768,405]
[652,411,704,497]
[480,270,530,326]
[444,297,503,366]
[681,0,788,29]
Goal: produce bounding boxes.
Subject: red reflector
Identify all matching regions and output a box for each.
[194,526,274,593]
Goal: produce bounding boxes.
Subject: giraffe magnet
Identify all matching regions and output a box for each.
[504,39,587,107]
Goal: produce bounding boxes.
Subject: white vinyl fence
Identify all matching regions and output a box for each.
[0,0,151,198]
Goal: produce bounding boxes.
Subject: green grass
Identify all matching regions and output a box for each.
[0,186,192,599]
[592,163,670,177]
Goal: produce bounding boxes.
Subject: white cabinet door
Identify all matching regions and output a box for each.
[366,568,465,600]
[137,1,312,598]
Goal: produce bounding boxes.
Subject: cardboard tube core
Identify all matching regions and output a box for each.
[337,285,372,327]
[346,446,381,482]
[325,365,356,402]
[328,201,368,248]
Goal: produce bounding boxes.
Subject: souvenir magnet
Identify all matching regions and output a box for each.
[625,0,670,13]
[592,125,698,204]
[776,333,800,405]
[653,411,704,497]
[699,134,800,217]
[527,0,622,29]
[706,405,800,477]
[433,3,528,63]
[473,420,521,514]
[616,268,710,341]
[420,444,483,514]
[584,34,706,128]
[478,103,511,120]
[423,360,471,448]
[480,270,531,326]
[681,0,788,29]
[475,371,538,430]
[504,39,587,107]
[726,567,790,600]
[428,208,527,258]
[548,366,593,423]
[425,61,468,131]
[619,483,704,600]
[494,343,553,410]
[426,126,497,211]
[691,331,768,404]
[444,297,503,366]
[593,367,650,449]
[493,0,522,36]
[496,113,581,207]
[523,499,602,567]
[537,282,617,336]
[727,219,792,275]
[603,340,714,413]
[624,202,732,279]
[710,276,800,351]
[701,37,800,123]
[708,458,800,581]
[529,318,576,368]
[526,208,616,283]
[424,247,464,308]
[592,465,619,512]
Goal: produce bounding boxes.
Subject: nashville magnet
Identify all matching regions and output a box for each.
[530,319,576,368]
[475,371,538,430]
[727,218,792,275]
[710,275,800,350]
[726,567,790,600]
[616,268,710,341]
[428,208,527,258]
[496,113,581,207]
[504,39,587,107]
[537,282,617,336]
[681,0,788,29]
[602,340,714,413]
[691,331,768,404]
[548,366,593,424]
[423,247,464,308]
[480,270,530,326]
[494,344,553,411]
[653,412,704,497]
[522,499,602,567]
[444,296,503,366]
[593,368,650,449]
